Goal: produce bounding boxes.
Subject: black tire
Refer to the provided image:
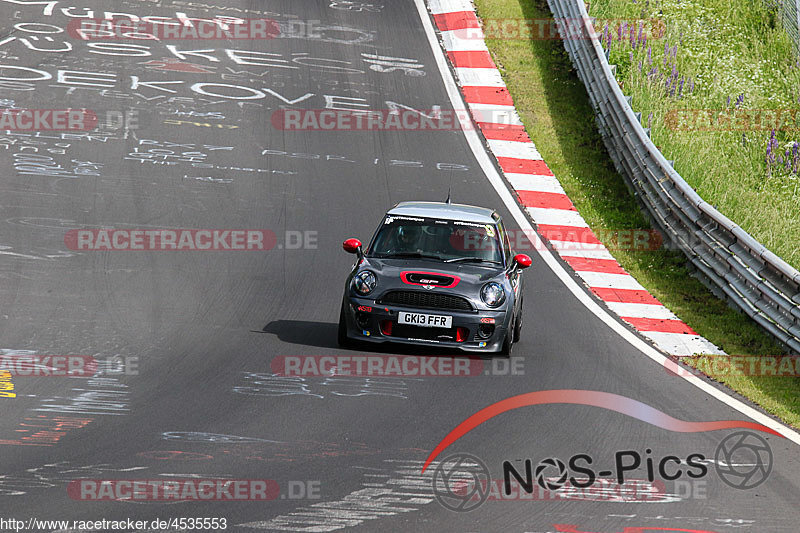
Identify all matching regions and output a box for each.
[513,298,523,342]
[337,303,354,348]
[499,315,514,356]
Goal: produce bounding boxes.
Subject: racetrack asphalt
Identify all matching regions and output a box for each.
[0,1,798,531]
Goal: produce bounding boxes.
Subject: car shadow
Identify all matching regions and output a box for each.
[257,320,339,350]
[257,319,498,361]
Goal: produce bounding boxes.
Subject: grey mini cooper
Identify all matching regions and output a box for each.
[338,201,531,355]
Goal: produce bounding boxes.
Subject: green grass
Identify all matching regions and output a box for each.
[472,0,800,428]
[590,0,800,269]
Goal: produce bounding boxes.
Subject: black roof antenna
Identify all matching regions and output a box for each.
[445,167,453,204]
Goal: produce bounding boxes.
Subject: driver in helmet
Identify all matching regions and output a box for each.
[393,225,422,253]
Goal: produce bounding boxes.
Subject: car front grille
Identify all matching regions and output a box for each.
[378,290,473,311]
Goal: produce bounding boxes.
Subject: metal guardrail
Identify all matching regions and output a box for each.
[774,0,800,53]
[546,0,800,353]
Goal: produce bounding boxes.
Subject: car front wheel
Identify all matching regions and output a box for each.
[513,297,523,342]
[499,314,515,356]
[337,302,354,348]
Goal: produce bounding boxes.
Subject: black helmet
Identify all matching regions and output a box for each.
[397,225,421,244]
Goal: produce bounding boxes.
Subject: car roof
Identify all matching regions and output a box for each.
[387,201,498,224]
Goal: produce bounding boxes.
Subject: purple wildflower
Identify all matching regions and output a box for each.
[766,129,779,175]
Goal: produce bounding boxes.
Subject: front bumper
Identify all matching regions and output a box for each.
[342,295,509,352]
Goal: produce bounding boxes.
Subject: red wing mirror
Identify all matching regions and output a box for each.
[514,254,532,269]
[343,238,362,254]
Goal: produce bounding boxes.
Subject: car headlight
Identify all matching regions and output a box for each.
[353,270,377,295]
[480,282,506,307]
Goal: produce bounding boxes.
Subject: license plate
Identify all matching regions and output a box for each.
[398,312,452,328]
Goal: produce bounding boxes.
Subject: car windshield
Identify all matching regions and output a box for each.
[368,215,503,264]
